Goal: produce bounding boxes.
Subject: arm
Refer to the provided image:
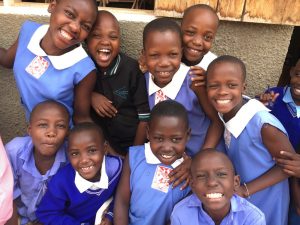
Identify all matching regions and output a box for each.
[236,124,294,197]
[275,151,300,177]
[4,201,18,225]
[133,121,148,146]
[73,70,97,124]
[0,38,18,68]
[191,83,224,148]
[291,177,300,215]
[113,155,131,225]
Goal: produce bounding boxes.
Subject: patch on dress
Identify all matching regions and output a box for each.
[25,56,49,79]
[224,128,231,148]
[151,165,172,193]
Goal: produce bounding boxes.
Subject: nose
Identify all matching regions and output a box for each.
[79,153,90,165]
[206,175,218,187]
[158,56,171,67]
[218,85,229,96]
[69,20,80,34]
[192,35,203,47]
[46,126,56,138]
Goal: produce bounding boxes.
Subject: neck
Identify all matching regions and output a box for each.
[34,149,56,175]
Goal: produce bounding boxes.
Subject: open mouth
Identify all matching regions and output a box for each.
[205,193,224,199]
[60,29,73,41]
[80,165,94,173]
[216,99,231,105]
[97,49,112,62]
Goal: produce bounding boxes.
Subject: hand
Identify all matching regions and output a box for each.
[275,151,300,178]
[168,153,191,190]
[91,92,117,118]
[235,184,248,198]
[99,217,112,225]
[138,53,147,73]
[256,91,279,106]
[189,66,206,90]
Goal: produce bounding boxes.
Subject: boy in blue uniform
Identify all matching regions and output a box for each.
[87,10,150,156]
[5,100,70,225]
[114,100,191,225]
[171,149,266,225]
[36,122,122,225]
[206,55,295,225]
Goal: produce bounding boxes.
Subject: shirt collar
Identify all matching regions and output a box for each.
[144,142,183,168]
[148,63,190,99]
[27,24,88,70]
[75,156,108,193]
[283,87,300,118]
[197,51,217,70]
[219,98,270,138]
[99,54,121,76]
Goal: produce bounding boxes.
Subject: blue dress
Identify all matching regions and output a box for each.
[223,99,289,225]
[129,144,190,225]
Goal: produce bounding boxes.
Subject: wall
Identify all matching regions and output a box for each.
[0,6,294,143]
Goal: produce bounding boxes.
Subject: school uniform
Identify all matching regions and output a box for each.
[91,53,150,153]
[128,143,190,225]
[171,194,266,225]
[14,20,96,121]
[194,51,217,70]
[5,136,68,225]
[220,98,289,225]
[145,63,224,156]
[36,155,122,225]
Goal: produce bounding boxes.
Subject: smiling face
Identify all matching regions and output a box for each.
[68,129,105,182]
[290,59,300,106]
[147,116,190,165]
[143,30,182,88]
[181,7,218,66]
[28,102,69,159]
[87,11,120,71]
[207,61,245,122]
[42,0,97,55]
[191,150,240,222]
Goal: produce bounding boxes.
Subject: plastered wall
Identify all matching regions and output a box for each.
[0,9,294,143]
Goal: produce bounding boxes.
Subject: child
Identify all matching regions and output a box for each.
[142,17,223,157]
[206,55,295,225]
[0,136,13,225]
[0,0,98,124]
[87,10,150,156]
[171,149,266,225]
[258,56,300,225]
[114,100,191,225]
[36,122,123,225]
[5,100,70,225]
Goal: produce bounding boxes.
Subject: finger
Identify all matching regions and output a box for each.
[272,93,280,102]
[279,151,299,160]
[282,168,297,177]
[180,177,190,190]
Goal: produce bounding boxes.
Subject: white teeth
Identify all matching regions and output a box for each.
[98,49,110,53]
[206,193,223,199]
[60,30,72,40]
[190,48,200,53]
[81,165,93,172]
[158,72,170,76]
[294,88,300,94]
[162,154,173,159]
[216,99,230,104]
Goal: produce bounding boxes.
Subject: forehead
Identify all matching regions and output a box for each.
[150,115,187,129]
[58,0,97,18]
[145,30,181,49]
[182,8,218,26]
[31,103,68,120]
[95,13,119,30]
[69,129,102,143]
[207,61,244,80]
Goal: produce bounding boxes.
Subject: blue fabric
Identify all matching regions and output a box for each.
[145,68,225,156]
[13,20,95,122]
[128,145,190,225]
[225,109,289,225]
[267,86,300,150]
[5,136,68,225]
[171,194,266,225]
[36,155,122,225]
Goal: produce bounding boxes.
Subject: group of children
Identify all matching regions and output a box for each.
[0,0,300,225]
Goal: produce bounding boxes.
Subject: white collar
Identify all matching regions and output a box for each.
[144,142,183,168]
[27,24,88,70]
[219,98,270,138]
[75,156,108,193]
[197,51,217,70]
[148,63,190,99]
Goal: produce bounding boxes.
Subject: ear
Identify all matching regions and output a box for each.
[290,66,295,77]
[146,125,150,140]
[186,128,191,140]
[242,82,246,94]
[27,125,32,137]
[233,175,241,192]
[48,0,57,13]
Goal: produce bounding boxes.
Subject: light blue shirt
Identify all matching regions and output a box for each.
[171,194,266,225]
[283,87,300,118]
[5,136,68,225]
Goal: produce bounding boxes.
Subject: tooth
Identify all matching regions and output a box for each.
[206,193,223,199]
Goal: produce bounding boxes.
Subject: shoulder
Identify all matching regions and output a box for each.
[173,194,194,212]
[128,145,146,168]
[120,52,138,66]
[5,136,31,157]
[252,110,286,134]
[20,20,41,33]
[118,53,141,76]
[52,163,74,181]
[105,155,123,179]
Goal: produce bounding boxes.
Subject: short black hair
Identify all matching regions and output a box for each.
[30,100,70,123]
[149,100,188,129]
[143,17,182,49]
[183,4,219,26]
[69,122,104,142]
[207,55,246,81]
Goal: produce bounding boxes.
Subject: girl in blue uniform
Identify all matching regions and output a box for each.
[0,0,98,125]
[206,55,295,225]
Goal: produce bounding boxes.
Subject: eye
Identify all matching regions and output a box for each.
[207,83,218,89]
[149,53,159,59]
[171,137,182,143]
[204,34,213,42]
[216,171,227,177]
[228,83,238,88]
[196,173,206,179]
[170,52,179,58]
[109,34,119,40]
[154,136,163,142]
[64,10,74,19]
[69,151,79,157]
[81,24,91,32]
[38,123,47,128]
[88,148,98,154]
[184,30,195,36]
[57,123,67,129]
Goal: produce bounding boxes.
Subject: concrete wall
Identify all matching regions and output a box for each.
[0,6,294,143]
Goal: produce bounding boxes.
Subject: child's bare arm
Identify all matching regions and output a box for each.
[275,151,300,177]
[191,84,223,148]
[73,70,97,124]
[291,177,300,215]
[133,121,148,146]
[0,38,18,68]
[5,201,18,225]
[99,217,112,225]
[91,92,117,118]
[236,124,294,198]
[114,155,131,225]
